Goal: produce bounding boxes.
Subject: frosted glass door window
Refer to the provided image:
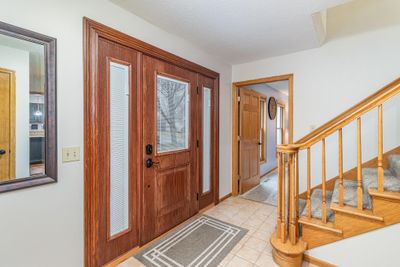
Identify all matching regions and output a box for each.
[202,88,211,193]
[109,62,130,237]
[156,75,189,153]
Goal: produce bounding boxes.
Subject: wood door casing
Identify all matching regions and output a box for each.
[142,55,198,244]
[94,38,140,265]
[0,68,15,181]
[239,87,260,194]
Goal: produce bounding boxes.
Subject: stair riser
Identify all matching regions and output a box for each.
[301,225,342,249]
[333,213,384,237]
[389,155,400,177]
[372,197,400,223]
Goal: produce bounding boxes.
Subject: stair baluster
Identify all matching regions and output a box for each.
[271,77,400,267]
[289,153,296,244]
[296,152,300,238]
[277,152,283,239]
[378,105,384,192]
[280,154,287,242]
[307,147,311,218]
[357,117,363,210]
[322,139,327,223]
[338,129,344,207]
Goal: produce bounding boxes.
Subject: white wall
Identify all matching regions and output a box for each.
[0,1,231,266]
[0,45,30,178]
[232,24,400,267]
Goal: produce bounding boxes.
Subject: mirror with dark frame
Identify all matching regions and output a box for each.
[0,21,56,193]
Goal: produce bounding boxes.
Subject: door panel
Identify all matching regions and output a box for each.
[0,69,15,181]
[142,55,198,244]
[198,75,217,209]
[239,87,260,193]
[96,38,140,265]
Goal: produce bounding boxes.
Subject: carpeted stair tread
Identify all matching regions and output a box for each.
[331,179,370,209]
[363,173,400,208]
[300,189,334,222]
[299,198,306,215]
[362,168,392,176]
[388,154,400,177]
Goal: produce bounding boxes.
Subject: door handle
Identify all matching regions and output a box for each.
[146,158,160,168]
[0,149,6,155]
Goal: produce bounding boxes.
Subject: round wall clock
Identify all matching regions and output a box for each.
[268,97,277,120]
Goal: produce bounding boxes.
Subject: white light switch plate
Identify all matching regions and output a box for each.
[62,147,80,162]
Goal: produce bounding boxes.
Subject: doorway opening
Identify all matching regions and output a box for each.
[231,75,293,203]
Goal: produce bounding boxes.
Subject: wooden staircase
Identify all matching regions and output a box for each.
[270,78,400,266]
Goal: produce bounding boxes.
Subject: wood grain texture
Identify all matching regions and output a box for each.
[321,139,327,223]
[357,118,363,210]
[84,18,220,267]
[239,87,261,193]
[142,55,197,244]
[198,75,219,209]
[231,85,239,196]
[338,129,343,206]
[0,68,14,181]
[377,105,384,192]
[306,147,311,218]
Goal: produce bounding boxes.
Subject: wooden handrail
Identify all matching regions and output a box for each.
[294,78,400,148]
[271,78,400,264]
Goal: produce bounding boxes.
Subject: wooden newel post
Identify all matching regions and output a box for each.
[272,145,306,267]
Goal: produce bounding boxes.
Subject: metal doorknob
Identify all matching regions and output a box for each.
[0,149,6,155]
[146,158,160,168]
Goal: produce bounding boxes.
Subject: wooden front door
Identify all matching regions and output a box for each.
[0,68,15,181]
[90,38,140,265]
[142,55,198,244]
[239,87,260,193]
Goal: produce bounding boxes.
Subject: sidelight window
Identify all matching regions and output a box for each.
[109,62,130,237]
[202,87,212,193]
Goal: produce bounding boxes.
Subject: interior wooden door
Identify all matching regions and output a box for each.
[239,87,260,193]
[92,38,140,265]
[0,68,15,181]
[198,75,217,209]
[142,55,198,244]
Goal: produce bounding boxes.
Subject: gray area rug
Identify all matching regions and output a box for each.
[134,215,248,267]
[241,172,278,206]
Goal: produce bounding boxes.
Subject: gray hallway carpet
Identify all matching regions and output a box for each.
[241,171,278,206]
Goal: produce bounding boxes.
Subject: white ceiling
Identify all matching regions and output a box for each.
[111,0,350,64]
[247,81,289,95]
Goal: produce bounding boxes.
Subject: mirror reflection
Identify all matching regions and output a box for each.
[0,33,46,182]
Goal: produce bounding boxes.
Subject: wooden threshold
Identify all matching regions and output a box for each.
[330,203,384,222]
[219,193,232,202]
[260,167,278,179]
[299,217,343,235]
[368,189,400,201]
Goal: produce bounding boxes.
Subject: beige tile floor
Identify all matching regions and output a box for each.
[118,197,315,267]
